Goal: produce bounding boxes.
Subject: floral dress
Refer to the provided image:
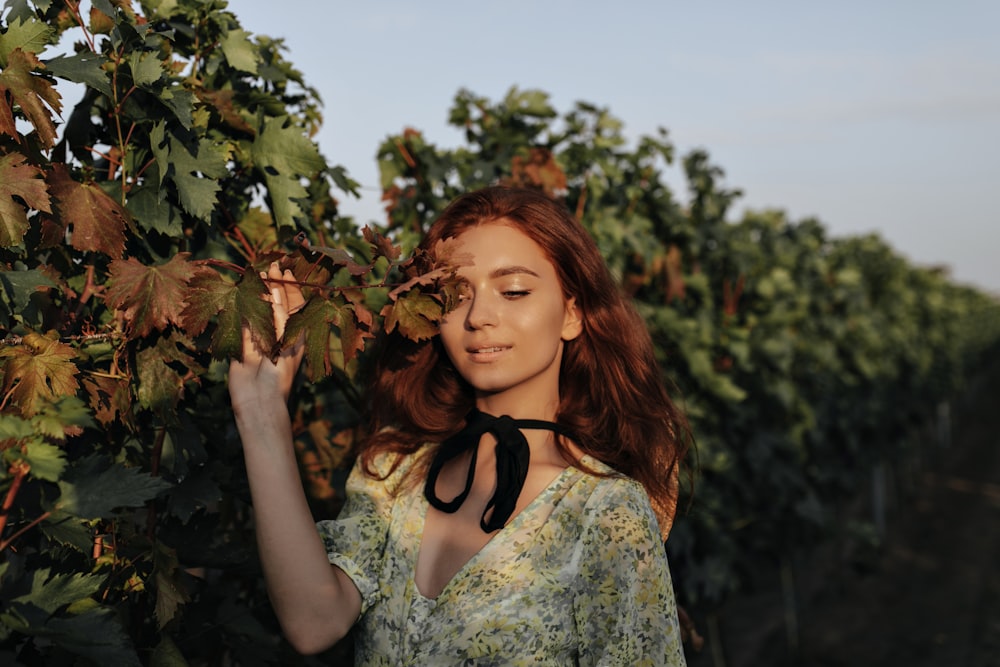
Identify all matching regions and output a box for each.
[316,451,687,666]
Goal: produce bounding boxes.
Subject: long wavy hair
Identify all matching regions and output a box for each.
[362,186,691,530]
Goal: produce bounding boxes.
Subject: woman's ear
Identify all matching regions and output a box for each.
[561,297,583,341]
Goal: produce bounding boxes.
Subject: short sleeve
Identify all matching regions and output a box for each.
[573,479,687,667]
[315,453,410,615]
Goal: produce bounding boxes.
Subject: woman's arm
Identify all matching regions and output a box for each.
[229,262,361,654]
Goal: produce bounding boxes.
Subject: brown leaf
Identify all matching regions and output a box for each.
[105,253,196,339]
[48,164,129,257]
[83,374,131,426]
[0,331,79,417]
[0,49,62,148]
[363,225,401,261]
[381,291,442,342]
[194,87,255,135]
[0,151,52,247]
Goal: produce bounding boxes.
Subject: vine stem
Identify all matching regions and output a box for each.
[63,0,96,53]
[0,461,32,551]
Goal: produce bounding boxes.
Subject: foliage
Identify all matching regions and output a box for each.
[0,1,453,663]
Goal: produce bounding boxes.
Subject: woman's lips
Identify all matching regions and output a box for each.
[467,345,511,361]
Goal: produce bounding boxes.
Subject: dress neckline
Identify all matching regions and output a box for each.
[411,460,587,601]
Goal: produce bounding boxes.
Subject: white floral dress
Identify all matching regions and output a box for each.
[316,451,687,666]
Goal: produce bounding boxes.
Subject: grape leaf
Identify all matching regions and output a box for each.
[381,291,442,342]
[219,28,259,74]
[251,115,325,228]
[180,268,273,359]
[0,331,80,418]
[182,269,274,360]
[57,454,171,519]
[179,268,236,338]
[164,135,228,221]
[43,51,113,98]
[47,165,128,257]
[105,253,196,339]
[82,375,131,427]
[363,225,402,262]
[283,295,367,377]
[20,440,66,482]
[0,151,52,246]
[0,16,54,68]
[153,544,190,629]
[125,51,163,88]
[136,337,195,412]
[194,87,255,135]
[0,49,61,148]
[0,267,56,313]
[14,568,103,615]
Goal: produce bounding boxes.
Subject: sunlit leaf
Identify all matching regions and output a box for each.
[0,16,54,68]
[250,115,325,227]
[0,152,51,247]
[47,165,128,257]
[381,291,442,342]
[219,28,259,74]
[0,49,61,148]
[105,254,196,338]
[0,332,79,418]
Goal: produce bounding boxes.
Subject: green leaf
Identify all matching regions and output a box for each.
[220,28,259,74]
[20,568,103,614]
[57,455,171,519]
[0,16,55,67]
[0,268,56,313]
[136,345,185,412]
[43,51,113,97]
[219,269,275,360]
[40,510,92,552]
[283,295,343,378]
[126,51,164,88]
[163,135,228,221]
[125,182,184,235]
[157,86,195,129]
[34,607,141,666]
[251,115,325,228]
[182,267,274,360]
[22,440,66,482]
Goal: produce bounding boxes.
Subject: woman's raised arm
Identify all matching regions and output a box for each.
[228,262,361,654]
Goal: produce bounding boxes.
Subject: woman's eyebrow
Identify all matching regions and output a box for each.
[489,265,540,279]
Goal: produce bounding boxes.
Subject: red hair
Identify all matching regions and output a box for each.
[363,186,691,529]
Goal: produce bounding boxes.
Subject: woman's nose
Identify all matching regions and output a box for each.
[464,293,499,330]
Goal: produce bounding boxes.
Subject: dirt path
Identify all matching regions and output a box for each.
[687,353,1000,667]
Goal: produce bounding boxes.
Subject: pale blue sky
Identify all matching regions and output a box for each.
[235,1,999,292]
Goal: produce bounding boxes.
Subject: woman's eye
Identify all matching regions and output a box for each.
[502,290,531,299]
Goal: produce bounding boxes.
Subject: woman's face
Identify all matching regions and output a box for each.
[438,221,582,415]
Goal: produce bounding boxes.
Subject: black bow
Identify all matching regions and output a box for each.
[424,409,573,532]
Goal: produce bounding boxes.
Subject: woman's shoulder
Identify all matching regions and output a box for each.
[568,455,662,536]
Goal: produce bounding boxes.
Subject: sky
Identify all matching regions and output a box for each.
[234,1,999,294]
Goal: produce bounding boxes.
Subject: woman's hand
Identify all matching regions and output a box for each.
[228,262,306,415]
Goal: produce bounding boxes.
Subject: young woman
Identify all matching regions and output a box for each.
[229,186,691,665]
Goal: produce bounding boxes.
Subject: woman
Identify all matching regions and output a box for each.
[229,186,691,665]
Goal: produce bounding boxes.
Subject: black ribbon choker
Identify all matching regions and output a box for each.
[424,409,573,533]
